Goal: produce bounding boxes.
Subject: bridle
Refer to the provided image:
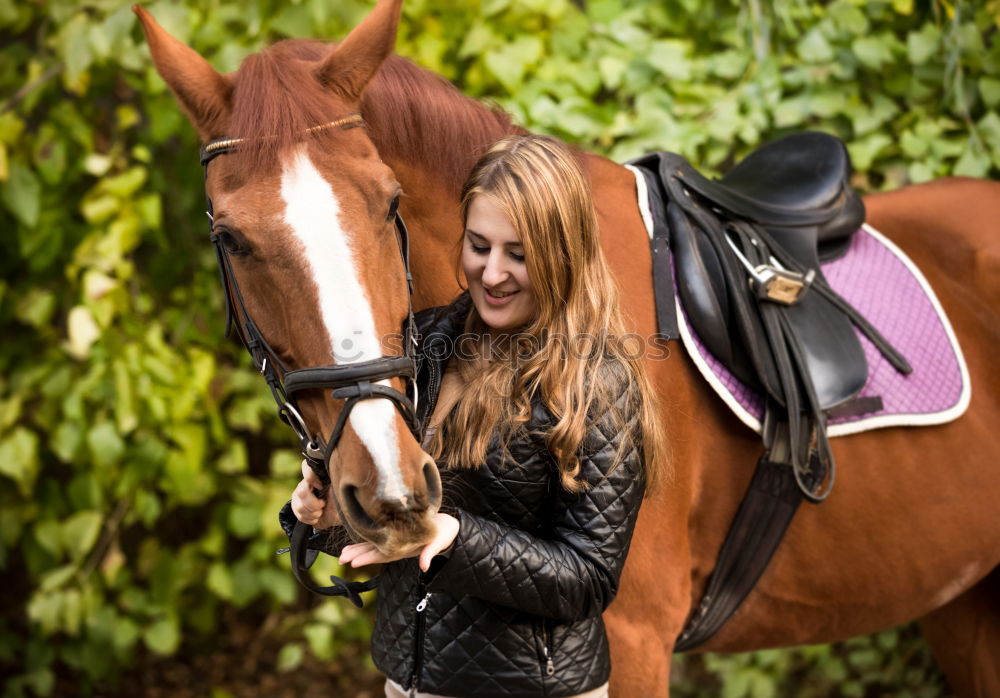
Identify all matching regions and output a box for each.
[200,114,420,602]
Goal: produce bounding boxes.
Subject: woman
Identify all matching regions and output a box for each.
[291,134,665,698]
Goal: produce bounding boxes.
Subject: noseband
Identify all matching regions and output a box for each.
[200,114,420,602]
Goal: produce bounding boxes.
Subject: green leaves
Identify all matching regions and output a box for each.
[0,426,39,495]
[63,510,103,561]
[1,0,995,693]
[673,626,946,698]
[907,22,941,65]
[852,35,896,70]
[484,35,544,91]
[647,39,693,82]
[799,29,834,64]
[56,13,94,92]
[276,642,304,672]
[2,162,41,227]
[303,623,334,661]
[143,614,180,655]
[953,138,993,177]
[848,133,894,171]
[981,78,1000,108]
[86,421,125,469]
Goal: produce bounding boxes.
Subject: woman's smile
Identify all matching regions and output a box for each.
[483,286,518,304]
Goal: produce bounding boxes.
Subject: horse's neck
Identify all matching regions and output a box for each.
[384,156,466,309]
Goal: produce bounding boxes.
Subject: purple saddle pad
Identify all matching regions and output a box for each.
[628,166,970,437]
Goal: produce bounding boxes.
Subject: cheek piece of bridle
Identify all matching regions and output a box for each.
[199,114,420,605]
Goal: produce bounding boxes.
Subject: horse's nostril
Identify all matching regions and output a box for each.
[423,460,442,510]
[341,485,377,531]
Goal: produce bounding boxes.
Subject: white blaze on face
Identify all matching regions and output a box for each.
[280,148,406,502]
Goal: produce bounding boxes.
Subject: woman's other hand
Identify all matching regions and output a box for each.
[291,460,341,529]
[339,512,460,572]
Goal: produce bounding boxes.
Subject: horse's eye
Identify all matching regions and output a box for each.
[215,228,249,256]
[387,195,400,221]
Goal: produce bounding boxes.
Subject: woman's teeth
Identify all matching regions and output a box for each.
[487,289,515,298]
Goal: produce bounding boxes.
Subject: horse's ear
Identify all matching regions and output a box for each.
[133,5,233,140]
[314,0,402,102]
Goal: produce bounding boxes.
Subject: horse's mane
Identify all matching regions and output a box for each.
[227,39,518,194]
[362,55,521,196]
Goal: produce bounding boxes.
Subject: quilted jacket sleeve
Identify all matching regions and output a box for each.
[425,384,646,622]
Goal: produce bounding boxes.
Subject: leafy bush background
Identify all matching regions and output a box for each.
[2,0,997,695]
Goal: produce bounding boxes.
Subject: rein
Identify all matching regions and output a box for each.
[200,114,419,604]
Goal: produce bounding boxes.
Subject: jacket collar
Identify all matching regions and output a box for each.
[414,291,473,427]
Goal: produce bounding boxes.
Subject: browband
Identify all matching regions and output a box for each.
[199,113,365,166]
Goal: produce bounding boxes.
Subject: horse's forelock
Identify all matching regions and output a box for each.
[227,40,343,171]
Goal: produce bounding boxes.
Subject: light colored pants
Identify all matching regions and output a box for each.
[385,678,610,698]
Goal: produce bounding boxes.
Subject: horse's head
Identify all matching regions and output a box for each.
[135,0,441,555]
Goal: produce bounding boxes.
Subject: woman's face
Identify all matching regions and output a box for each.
[462,195,538,331]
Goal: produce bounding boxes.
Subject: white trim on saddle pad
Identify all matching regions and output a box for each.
[625,164,971,438]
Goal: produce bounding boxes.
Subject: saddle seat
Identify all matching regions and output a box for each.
[630,132,869,410]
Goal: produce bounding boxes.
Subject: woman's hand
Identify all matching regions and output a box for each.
[339,512,460,572]
[291,460,341,529]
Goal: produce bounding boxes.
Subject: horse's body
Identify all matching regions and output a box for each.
[400,146,1000,697]
[137,2,1000,695]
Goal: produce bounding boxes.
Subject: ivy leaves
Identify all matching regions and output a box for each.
[0,0,995,695]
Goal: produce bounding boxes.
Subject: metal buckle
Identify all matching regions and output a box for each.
[724,233,815,305]
[750,266,815,305]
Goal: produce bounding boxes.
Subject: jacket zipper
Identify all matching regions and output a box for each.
[423,352,441,430]
[409,580,431,698]
[541,620,555,677]
[409,343,440,696]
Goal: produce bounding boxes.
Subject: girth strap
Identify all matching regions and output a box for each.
[675,445,825,652]
[633,165,679,341]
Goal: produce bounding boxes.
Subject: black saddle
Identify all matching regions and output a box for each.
[631,132,909,419]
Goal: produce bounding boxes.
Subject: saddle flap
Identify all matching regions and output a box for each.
[672,204,867,409]
[783,290,868,408]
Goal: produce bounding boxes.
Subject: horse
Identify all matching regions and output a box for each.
[135,1,1000,695]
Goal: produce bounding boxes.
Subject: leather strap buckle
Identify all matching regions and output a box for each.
[724,232,815,305]
[751,266,816,305]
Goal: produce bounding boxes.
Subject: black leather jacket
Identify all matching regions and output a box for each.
[372,293,646,697]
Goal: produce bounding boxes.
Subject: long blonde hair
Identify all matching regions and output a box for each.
[428,135,666,494]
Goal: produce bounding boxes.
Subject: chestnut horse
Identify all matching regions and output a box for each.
[136,1,1000,695]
